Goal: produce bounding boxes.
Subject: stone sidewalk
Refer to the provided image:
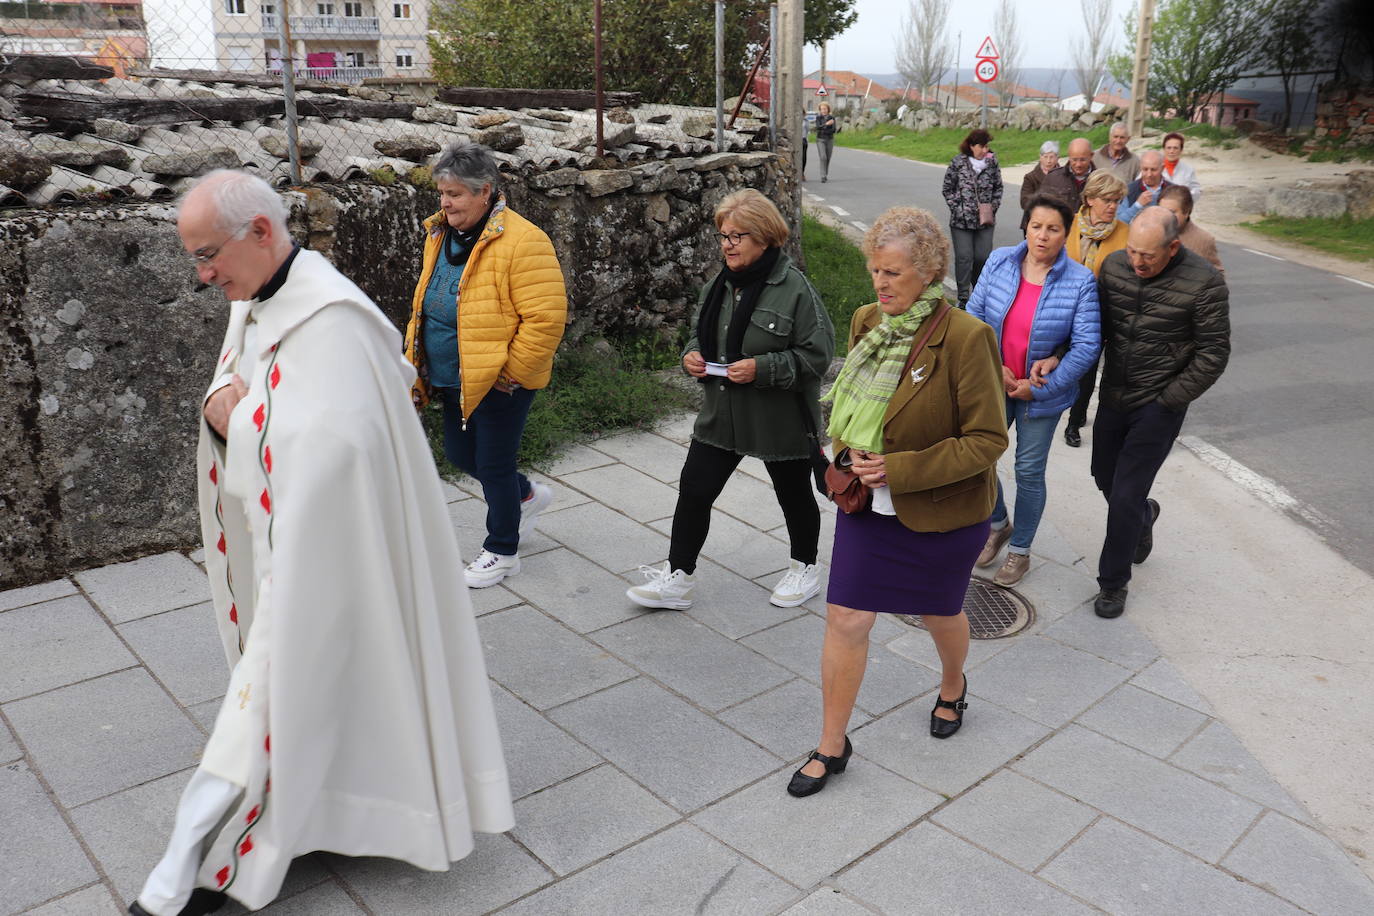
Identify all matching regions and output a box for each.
[4,413,1373,916]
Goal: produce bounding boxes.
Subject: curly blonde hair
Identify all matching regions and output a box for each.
[862,207,949,282]
[1083,170,1127,203]
[714,189,790,247]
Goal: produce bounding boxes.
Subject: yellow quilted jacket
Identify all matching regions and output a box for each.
[404,198,568,418]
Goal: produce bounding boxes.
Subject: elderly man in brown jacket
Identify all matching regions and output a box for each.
[1041,137,1096,214]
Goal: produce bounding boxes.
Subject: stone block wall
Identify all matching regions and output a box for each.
[1313,84,1374,146]
[0,152,795,587]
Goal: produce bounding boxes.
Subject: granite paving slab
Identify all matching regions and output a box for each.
[558,464,679,522]
[0,719,20,764]
[1129,657,1216,715]
[649,510,790,580]
[466,582,522,617]
[446,497,559,559]
[931,769,1097,871]
[0,763,97,914]
[477,605,635,709]
[0,594,135,702]
[712,470,788,531]
[1076,684,1210,759]
[1016,725,1262,863]
[886,627,1014,673]
[588,430,690,483]
[1006,558,1099,623]
[4,669,204,807]
[548,679,781,813]
[22,884,123,915]
[187,697,222,733]
[327,834,551,916]
[693,758,941,888]
[529,502,669,574]
[0,577,76,613]
[73,552,209,625]
[971,636,1133,728]
[511,764,678,875]
[498,823,796,916]
[649,413,699,444]
[1041,605,1162,670]
[838,821,1097,915]
[1221,811,1374,916]
[117,601,229,707]
[1169,720,1314,823]
[590,612,792,712]
[1041,817,1301,916]
[491,685,601,800]
[501,548,646,633]
[778,889,876,916]
[675,558,802,640]
[534,442,616,477]
[717,679,872,760]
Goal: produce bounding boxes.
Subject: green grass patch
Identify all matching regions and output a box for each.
[832,124,1112,166]
[800,214,873,352]
[1244,214,1374,263]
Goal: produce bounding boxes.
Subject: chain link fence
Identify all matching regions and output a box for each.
[0,1,776,206]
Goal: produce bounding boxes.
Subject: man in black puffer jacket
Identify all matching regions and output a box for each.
[1091,207,1230,619]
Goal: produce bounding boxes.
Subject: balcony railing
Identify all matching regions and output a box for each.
[301,65,383,83]
[260,14,380,38]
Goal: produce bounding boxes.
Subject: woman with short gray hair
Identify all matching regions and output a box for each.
[404,143,568,588]
[1019,140,1060,230]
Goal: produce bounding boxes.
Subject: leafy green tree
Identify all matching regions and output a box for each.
[429,0,770,106]
[805,0,858,47]
[1257,0,1319,130]
[1108,0,1263,122]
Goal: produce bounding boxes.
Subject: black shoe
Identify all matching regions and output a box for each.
[1094,586,1129,619]
[129,890,227,916]
[1134,499,1160,564]
[787,736,852,797]
[1064,425,1081,448]
[930,674,968,739]
[821,175,828,182]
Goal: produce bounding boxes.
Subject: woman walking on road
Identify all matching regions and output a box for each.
[942,129,1003,307]
[815,102,838,183]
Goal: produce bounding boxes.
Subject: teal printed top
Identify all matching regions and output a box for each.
[422,245,466,388]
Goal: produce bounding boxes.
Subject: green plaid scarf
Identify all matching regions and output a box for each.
[823,284,943,454]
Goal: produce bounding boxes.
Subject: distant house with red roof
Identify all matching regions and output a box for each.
[1188,92,1259,126]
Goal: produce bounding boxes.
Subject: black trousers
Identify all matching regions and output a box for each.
[1091,401,1187,590]
[669,439,820,574]
[1066,355,1100,430]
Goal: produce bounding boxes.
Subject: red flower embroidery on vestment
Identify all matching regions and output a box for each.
[270,344,278,352]
[216,866,229,887]
[239,836,253,856]
[259,489,271,514]
[264,734,271,753]
[209,465,217,484]
[264,446,272,473]
[220,348,233,365]
[216,533,226,554]
[246,805,259,824]
[252,403,265,431]
[270,364,281,389]
[229,604,238,624]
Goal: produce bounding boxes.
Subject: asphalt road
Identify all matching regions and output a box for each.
[807,146,1374,577]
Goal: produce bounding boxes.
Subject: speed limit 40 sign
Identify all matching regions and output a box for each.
[975,58,999,84]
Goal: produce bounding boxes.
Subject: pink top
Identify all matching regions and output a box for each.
[1001,277,1042,377]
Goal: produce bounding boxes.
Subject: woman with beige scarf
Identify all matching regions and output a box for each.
[1062,171,1129,447]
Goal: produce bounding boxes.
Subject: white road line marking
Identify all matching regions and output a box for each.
[1339,275,1374,290]
[830,206,851,217]
[1178,436,1333,532]
[809,195,826,202]
[1242,248,1285,261]
[850,221,868,232]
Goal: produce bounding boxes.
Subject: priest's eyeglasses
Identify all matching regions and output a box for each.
[190,218,255,265]
[716,231,752,247]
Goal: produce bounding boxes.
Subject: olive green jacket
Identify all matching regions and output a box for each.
[683,254,835,461]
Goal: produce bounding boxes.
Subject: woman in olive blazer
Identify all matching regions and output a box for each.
[788,207,1008,798]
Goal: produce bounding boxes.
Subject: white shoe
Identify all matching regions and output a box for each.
[519,481,554,540]
[770,559,821,607]
[465,549,521,588]
[626,562,695,610]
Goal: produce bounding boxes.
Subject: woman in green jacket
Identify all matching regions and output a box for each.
[627,189,835,611]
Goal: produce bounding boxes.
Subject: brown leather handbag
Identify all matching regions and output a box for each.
[825,303,952,514]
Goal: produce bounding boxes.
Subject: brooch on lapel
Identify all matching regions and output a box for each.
[910,364,927,386]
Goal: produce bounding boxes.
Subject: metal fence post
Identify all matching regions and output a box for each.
[276,0,302,184]
[769,3,778,151]
[714,0,725,151]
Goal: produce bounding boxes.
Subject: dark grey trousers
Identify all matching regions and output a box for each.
[950,225,995,306]
[816,137,834,178]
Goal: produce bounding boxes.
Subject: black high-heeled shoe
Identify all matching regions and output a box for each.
[930,675,968,739]
[786,736,852,797]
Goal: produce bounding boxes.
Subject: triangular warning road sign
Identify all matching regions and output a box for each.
[815,83,829,96]
[975,35,999,59]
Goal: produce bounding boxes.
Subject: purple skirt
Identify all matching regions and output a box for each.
[826,508,990,615]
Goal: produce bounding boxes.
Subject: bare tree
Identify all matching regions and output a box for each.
[1071,0,1113,106]
[992,0,1021,108]
[894,0,953,104]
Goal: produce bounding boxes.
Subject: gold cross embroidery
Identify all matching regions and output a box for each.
[238,684,252,710]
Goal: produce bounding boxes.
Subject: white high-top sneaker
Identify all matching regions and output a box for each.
[626,562,695,610]
[465,549,521,588]
[770,559,821,607]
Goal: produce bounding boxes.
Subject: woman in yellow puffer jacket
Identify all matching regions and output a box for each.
[404,143,567,589]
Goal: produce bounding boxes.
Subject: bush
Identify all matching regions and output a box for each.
[800,214,874,353]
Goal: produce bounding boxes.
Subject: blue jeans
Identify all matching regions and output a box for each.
[991,398,1061,553]
[438,385,535,556]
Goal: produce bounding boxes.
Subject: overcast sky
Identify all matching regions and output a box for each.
[802,0,1132,77]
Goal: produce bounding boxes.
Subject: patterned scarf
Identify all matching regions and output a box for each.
[823,283,943,454]
[1075,205,1117,274]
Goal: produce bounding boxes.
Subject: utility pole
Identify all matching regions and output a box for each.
[276,0,301,184]
[1127,0,1157,138]
[778,0,804,186]
[715,0,725,151]
[820,40,826,84]
[768,3,778,150]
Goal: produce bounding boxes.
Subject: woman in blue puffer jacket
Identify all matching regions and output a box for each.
[967,194,1101,587]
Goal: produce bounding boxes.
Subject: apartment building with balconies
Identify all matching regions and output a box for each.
[212,0,429,83]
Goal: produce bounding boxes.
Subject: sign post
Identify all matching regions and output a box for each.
[974,35,999,129]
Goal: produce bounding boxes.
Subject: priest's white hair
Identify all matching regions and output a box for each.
[183,169,289,239]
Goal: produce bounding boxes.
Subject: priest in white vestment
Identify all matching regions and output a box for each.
[130,169,514,916]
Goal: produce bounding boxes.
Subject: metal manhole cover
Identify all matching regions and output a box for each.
[900,576,1034,639]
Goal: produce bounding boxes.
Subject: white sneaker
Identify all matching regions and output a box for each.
[465,549,521,588]
[626,562,695,610]
[770,559,821,607]
[518,481,554,540]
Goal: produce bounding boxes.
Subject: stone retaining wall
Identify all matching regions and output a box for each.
[1313,84,1374,147]
[0,152,795,587]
